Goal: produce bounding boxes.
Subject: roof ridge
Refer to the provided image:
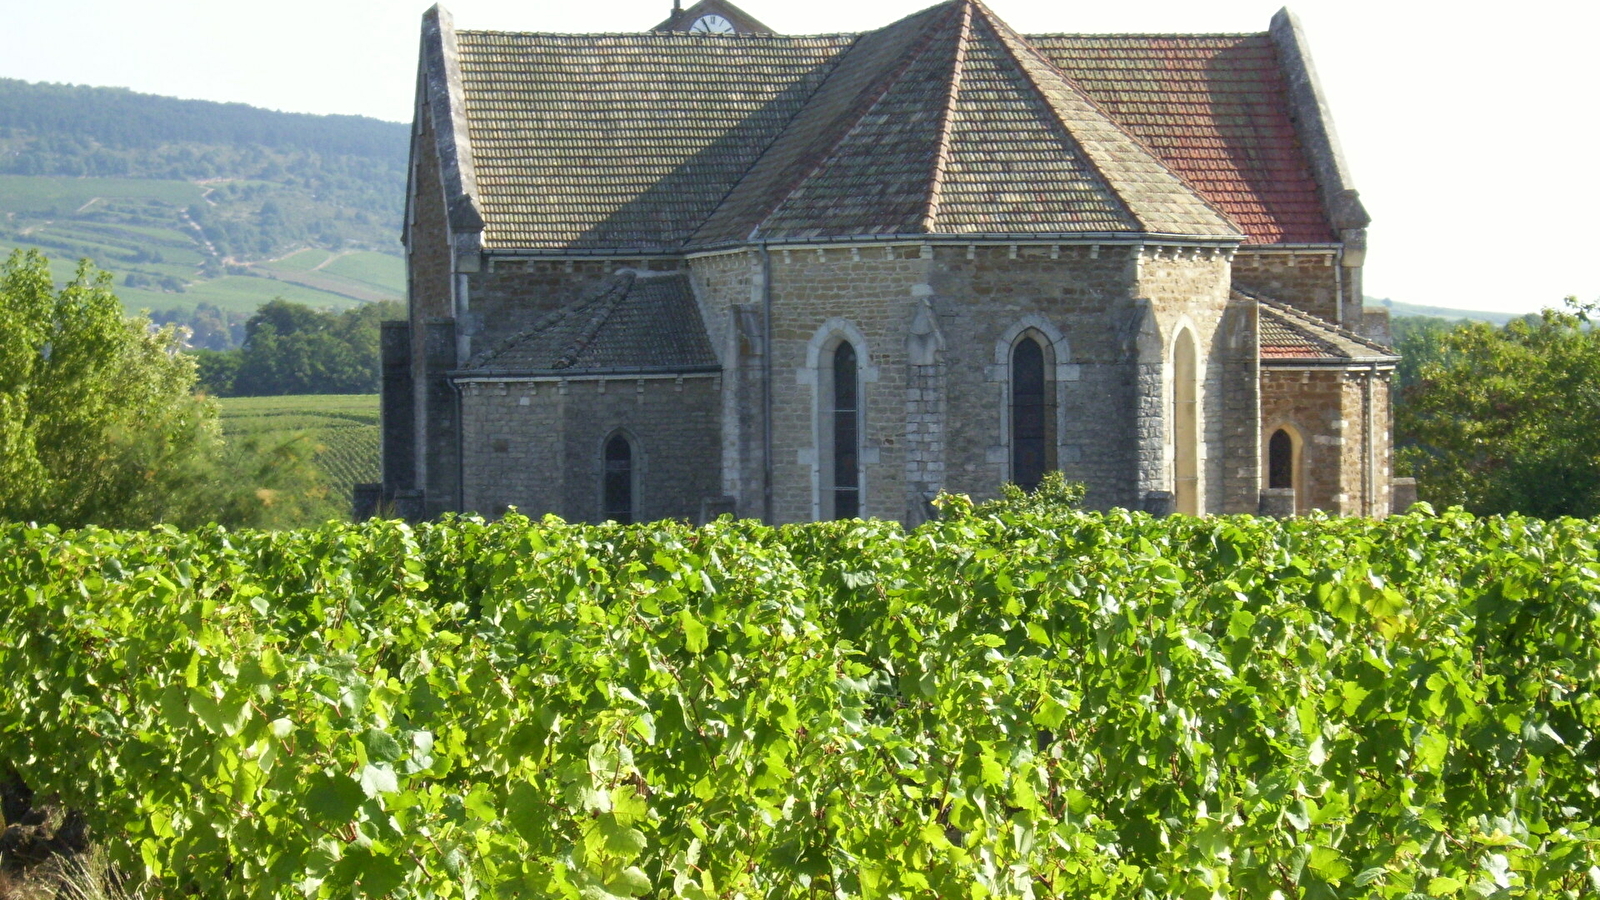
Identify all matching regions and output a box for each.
[918,1,972,233]
[457,29,858,41]
[1024,31,1266,40]
[975,2,1242,237]
[750,1,963,240]
[553,272,637,370]
[971,3,1143,232]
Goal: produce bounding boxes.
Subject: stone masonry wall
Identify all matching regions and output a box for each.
[459,376,722,523]
[1260,368,1348,513]
[931,245,1142,511]
[765,246,926,524]
[406,108,453,495]
[1134,250,1245,514]
[759,243,1240,523]
[687,252,762,515]
[1232,249,1340,323]
[1338,369,1393,518]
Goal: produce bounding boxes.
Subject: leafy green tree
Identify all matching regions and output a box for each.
[225,298,401,396]
[1398,299,1600,517]
[0,250,339,528]
[0,250,218,527]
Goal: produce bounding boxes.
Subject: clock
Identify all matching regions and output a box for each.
[690,14,735,34]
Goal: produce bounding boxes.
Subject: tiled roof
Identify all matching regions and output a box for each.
[704,1,1238,242]
[455,30,854,252]
[463,271,719,373]
[1032,34,1334,244]
[443,1,1336,251]
[1244,290,1397,363]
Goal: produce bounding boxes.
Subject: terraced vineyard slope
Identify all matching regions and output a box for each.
[0,79,407,323]
[216,394,379,504]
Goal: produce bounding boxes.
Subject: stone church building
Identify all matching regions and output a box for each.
[375,0,1401,525]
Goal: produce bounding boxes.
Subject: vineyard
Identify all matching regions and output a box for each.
[217,394,379,506]
[0,508,1596,899]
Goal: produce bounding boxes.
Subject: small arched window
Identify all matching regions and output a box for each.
[603,434,634,524]
[831,341,860,519]
[1011,336,1050,491]
[1268,429,1294,491]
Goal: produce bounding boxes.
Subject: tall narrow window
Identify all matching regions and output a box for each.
[1011,336,1049,491]
[832,341,860,519]
[1268,429,1294,491]
[1173,330,1199,515]
[603,434,634,525]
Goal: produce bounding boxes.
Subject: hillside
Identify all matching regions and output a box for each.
[0,78,408,341]
[1371,296,1519,326]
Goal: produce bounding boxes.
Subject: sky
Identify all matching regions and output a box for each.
[1,0,1596,315]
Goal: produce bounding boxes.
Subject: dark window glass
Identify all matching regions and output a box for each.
[1269,429,1294,491]
[833,342,859,519]
[604,434,633,524]
[1012,337,1047,491]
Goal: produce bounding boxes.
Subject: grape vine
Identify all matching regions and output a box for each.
[0,508,1595,899]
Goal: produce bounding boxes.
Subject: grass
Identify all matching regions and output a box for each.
[216,394,380,504]
[320,251,405,294]
[269,248,332,271]
[144,275,368,315]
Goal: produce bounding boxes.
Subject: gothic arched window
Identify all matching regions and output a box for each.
[830,341,860,519]
[1011,335,1050,491]
[1268,428,1294,491]
[1172,328,1199,515]
[603,433,634,524]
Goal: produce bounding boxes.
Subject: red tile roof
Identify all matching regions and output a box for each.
[1246,291,1397,363]
[1032,34,1335,244]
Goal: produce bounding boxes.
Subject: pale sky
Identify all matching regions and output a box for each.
[2,0,1596,314]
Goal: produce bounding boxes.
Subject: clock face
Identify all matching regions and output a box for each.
[690,14,735,34]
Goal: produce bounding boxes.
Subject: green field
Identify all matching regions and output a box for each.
[216,394,379,502]
[0,174,203,213]
[0,175,402,317]
[250,250,403,306]
[319,250,405,293]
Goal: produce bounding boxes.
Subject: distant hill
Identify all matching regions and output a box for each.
[1370,296,1520,326]
[0,78,408,342]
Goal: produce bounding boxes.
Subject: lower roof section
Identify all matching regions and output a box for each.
[1246,290,1398,366]
[460,271,720,377]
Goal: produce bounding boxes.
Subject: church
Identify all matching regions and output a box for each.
[372,0,1401,525]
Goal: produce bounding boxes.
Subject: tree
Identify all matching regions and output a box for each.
[222,298,401,396]
[1397,299,1600,518]
[0,250,336,528]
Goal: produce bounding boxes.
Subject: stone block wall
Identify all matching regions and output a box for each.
[1134,250,1247,514]
[752,242,1243,523]
[687,252,764,516]
[405,108,454,497]
[1261,368,1349,513]
[764,245,928,524]
[1232,249,1340,323]
[458,375,722,523]
[932,245,1142,510]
